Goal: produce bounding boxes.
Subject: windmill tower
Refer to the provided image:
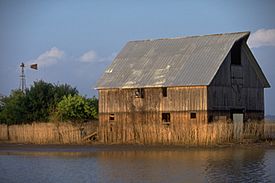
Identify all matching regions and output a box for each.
[19,62,38,92]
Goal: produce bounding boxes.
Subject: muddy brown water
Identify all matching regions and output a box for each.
[0,144,275,183]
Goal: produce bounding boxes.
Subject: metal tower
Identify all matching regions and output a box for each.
[19,62,38,92]
[19,62,26,92]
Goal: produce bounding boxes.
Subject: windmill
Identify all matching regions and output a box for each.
[19,62,38,92]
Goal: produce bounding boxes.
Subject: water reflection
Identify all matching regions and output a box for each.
[0,146,274,183]
[204,149,269,183]
[96,151,207,183]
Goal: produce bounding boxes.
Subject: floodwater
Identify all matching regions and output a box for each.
[0,144,275,183]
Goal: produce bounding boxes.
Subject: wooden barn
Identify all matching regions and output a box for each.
[96,32,270,128]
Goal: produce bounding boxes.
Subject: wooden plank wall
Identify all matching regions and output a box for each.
[99,86,207,113]
[208,43,265,121]
[98,86,208,125]
[208,87,264,111]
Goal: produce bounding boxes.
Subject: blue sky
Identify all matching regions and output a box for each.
[0,0,275,115]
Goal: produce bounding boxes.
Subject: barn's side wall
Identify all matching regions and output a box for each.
[98,86,208,125]
[208,43,265,121]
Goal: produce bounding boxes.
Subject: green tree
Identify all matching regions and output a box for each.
[24,80,55,121]
[87,96,98,119]
[0,90,27,124]
[25,80,79,122]
[56,95,98,122]
[52,83,78,107]
[0,80,79,124]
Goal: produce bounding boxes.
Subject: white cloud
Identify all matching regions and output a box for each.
[248,29,275,48]
[98,52,117,62]
[28,47,64,67]
[80,50,97,63]
[79,50,117,63]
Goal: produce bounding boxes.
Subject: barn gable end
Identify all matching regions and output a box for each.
[208,38,269,121]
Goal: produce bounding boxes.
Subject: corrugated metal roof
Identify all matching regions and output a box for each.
[96,32,251,89]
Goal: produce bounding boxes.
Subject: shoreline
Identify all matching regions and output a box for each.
[1,140,275,153]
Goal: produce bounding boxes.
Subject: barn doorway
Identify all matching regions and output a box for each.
[231,109,244,139]
[233,113,243,123]
[230,109,244,122]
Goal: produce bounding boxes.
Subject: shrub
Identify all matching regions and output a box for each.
[56,94,98,123]
[0,80,79,124]
[0,90,27,124]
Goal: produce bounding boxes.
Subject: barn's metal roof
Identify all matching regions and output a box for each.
[97,32,267,89]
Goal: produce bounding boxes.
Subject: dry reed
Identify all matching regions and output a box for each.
[99,121,275,145]
[0,124,8,140]
[0,121,274,145]
[4,122,97,144]
[264,122,275,139]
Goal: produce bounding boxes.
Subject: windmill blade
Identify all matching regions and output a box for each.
[30,64,38,70]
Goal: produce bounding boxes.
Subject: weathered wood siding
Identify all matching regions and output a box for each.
[208,43,264,120]
[98,86,208,125]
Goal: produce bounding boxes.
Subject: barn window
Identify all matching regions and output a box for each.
[162,87,167,97]
[162,113,170,123]
[208,115,213,123]
[190,112,196,119]
[135,88,144,98]
[109,114,115,121]
[231,40,242,65]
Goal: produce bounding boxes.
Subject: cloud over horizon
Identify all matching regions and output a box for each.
[80,50,97,63]
[27,47,64,68]
[248,28,275,48]
[79,50,117,63]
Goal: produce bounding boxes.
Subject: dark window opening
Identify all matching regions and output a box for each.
[109,114,115,121]
[135,88,144,98]
[231,40,242,65]
[208,115,213,123]
[162,87,167,97]
[162,113,170,123]
[190,112,196,119]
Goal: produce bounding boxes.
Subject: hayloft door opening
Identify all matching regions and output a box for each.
[231,40,242,65]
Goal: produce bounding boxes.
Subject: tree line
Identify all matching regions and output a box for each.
[0,80,98,125]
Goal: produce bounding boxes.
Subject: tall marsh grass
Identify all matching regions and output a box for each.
[99,121,275,145]
[264,122,275,139]
[0,121,274,145]
[0,124,8,140]
[0,122,98,144]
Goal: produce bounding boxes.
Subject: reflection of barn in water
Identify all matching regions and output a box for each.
[204,149,267,182]
[95,148,271,182]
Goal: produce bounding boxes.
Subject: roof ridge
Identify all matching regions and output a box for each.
[128,31,250,43]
